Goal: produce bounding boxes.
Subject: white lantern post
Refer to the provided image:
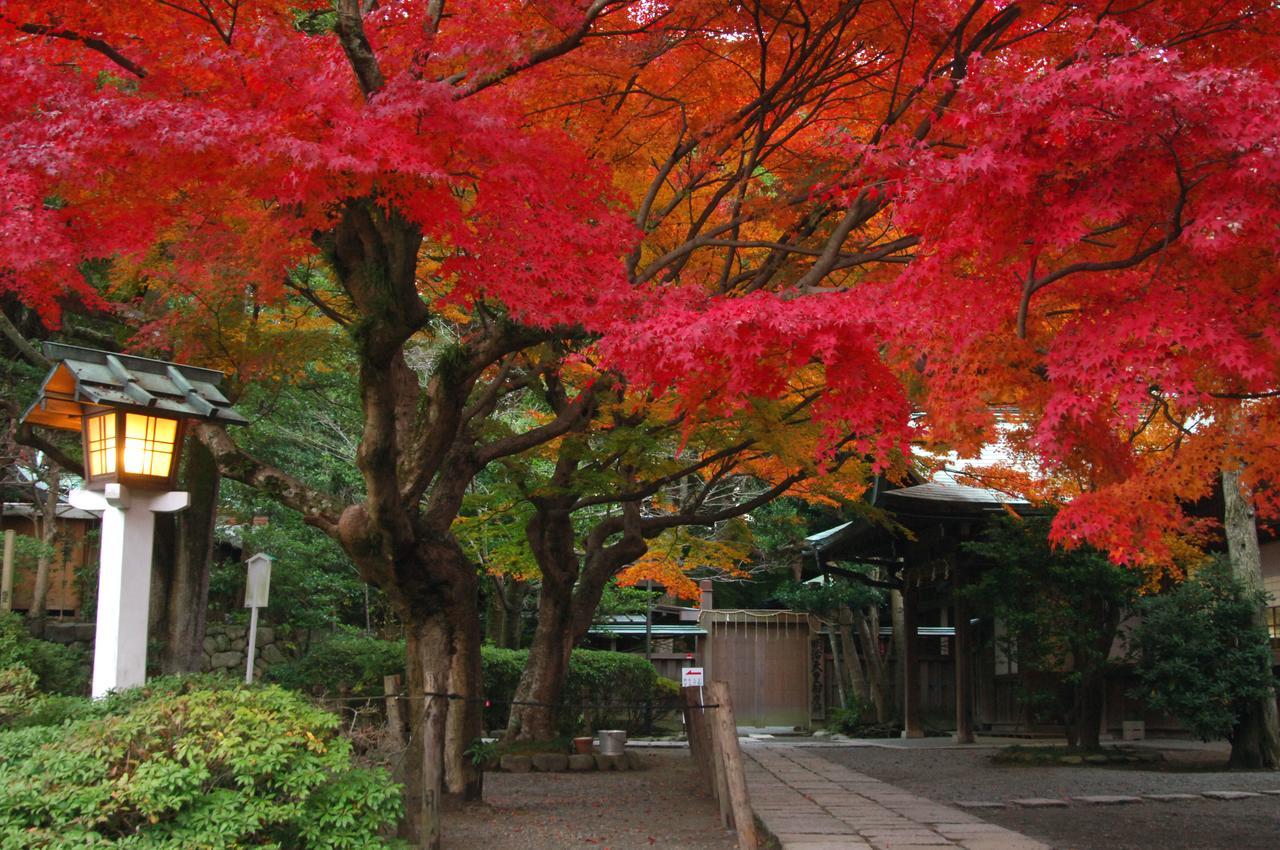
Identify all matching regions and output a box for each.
[20,344,246,699]
[243,553,272,684]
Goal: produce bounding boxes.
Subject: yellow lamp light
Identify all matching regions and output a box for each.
[81,409,184,489]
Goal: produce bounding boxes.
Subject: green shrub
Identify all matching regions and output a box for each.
[567,648,658,734]
[827,699,864,735]
[1130,558,1277,742]
[270,637,666,736]
[479,646,662,735]
[480,646,526,730]
[266,630,405,698]
[0,664,39,725]
[0,613,88,695]
[0,676,403,849]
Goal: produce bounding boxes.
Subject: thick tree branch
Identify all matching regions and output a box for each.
[15,23,148,78]
[195,422,344,535]
[334,0,385,97]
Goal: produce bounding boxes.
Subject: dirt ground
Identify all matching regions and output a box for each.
[813,743,1280,850]
[443,749,739,850]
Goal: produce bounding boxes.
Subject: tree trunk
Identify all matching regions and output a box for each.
[161,437,220,674]
[485,577,509,647]
[856,608,890,722]
[1222,466,1280,769]
[502,579,527,648]
[485,575,529,649]
[505,574,575,741]
[890,588,907,726]
[507,498,647,742]
[26,466,58,635]
[401,609,456,849]
[837,606,869,708]
[1074,670,1106,751]
[444,578,483,800]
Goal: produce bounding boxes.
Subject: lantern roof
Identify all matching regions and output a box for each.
[21,343,248,432]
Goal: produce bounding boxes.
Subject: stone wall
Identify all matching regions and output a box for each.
[201,621,291,677]
[43,620,294,678]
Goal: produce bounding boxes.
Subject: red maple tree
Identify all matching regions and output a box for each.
[6,0,1280,835]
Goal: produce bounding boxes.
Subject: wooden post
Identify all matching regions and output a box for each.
[683,685,710,784]
[421,672,447,850]
[385,674,405,743]
[953,564,975,744]
[708,680,758,850]
[902,584,924,738]
[0,529,14,612]
[705,689,732,825]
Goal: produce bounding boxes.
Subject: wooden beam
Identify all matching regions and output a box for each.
[954,567,975,743]
[902,585,924,738]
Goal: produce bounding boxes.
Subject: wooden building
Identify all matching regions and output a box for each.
[1,501,100,618]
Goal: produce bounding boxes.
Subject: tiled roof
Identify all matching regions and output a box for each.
[22,343,248,431]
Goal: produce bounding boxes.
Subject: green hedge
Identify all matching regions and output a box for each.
[267,633,668,736]
[0,613,88,696]
[265,630,406,698]
[0,676,403,848]
[482,646,665,736]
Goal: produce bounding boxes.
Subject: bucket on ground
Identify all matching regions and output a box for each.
[598,729,627,756]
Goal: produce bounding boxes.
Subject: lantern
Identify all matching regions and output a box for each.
[21,343,246,491]
[81,409,184,489]
[23,343,246,698]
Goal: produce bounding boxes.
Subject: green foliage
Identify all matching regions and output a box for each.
[826,701,864,735]
[464,738,499,767]
[775,574,882,615]
[480,645,663,735]
[480,646,527,731]
[210,499,387,633]
[269,636,667,736]
[1130,558,1277,742]
[267,630,405,698]
[0,613,87,695]
[0,676,403,849]
[594,581,660,618]
[567,648,660,734]
[963,516,1141,744]
[0,664,39,725]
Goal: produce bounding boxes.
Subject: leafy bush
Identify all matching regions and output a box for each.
[270,637,666,736]
[0,676,403,849]
[266,630,405,698]
[826,700,864,735]
[480,646,661,735]
[1130,558,1277,742]
[480,646,527,730]
[0,664,39,725]
[0,613,87,695]
[567,648,659,734]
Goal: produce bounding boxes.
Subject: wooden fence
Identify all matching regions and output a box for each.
[682,681,759,850]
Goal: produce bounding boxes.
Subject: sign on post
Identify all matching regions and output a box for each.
[244,553,273,683]
[681,667,704,687]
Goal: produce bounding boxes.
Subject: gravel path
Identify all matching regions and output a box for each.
[444,749,738,850]
[811,744,1280,850]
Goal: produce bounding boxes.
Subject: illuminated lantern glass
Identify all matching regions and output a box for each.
[81,410,183,488]
[123,413,178,477]
[84,412,117,478]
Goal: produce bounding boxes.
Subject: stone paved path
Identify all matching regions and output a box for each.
[744,744,1050,850]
